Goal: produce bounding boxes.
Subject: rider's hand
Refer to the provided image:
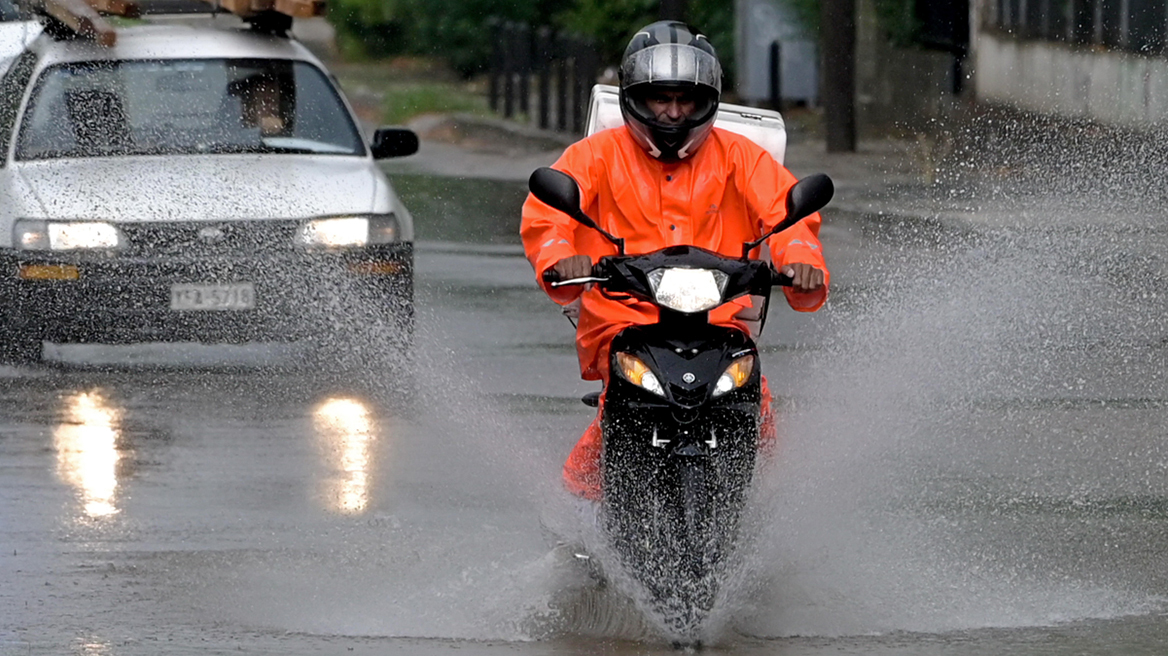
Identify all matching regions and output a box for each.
[782,263,825,294]
[552,255,593,280]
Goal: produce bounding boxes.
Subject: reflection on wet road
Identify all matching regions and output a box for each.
[314,396,377,515]
[55,390,124,519]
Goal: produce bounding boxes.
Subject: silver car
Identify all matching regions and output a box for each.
[0,20,418,361]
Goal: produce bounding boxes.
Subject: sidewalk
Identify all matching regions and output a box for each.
[382,112,968,229]
[383,106,1151,233]
[381,113,574,182]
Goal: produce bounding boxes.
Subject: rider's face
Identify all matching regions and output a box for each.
[644,89,697,125]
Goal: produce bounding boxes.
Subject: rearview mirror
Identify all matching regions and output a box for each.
[370,127,419,160]
[528,167,625,254]
[741,173,834,258]
[785,173,834,222]
[529,167,584,218]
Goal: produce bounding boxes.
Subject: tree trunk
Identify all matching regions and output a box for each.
[821,0,857,152]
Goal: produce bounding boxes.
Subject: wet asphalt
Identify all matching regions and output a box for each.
[4,133,1168,653]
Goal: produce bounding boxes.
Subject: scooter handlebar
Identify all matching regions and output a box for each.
[545,261,793,289]
[542,264,604,286]
[770,265,794,287]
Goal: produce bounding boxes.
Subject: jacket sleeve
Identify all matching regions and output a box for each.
[520,140,600,305]
[744,149,830,312]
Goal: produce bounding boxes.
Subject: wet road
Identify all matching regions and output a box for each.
[4,187,1168,654]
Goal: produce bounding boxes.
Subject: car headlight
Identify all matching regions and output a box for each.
[647,267,729,313]
[296,214,399,248]
[368,214,399,244]
[615,352,665,397]
[15,220,122,250]
[711,355,755,397]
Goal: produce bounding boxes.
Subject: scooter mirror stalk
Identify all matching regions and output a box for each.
[529,167,626,254]
[741,173,834,259]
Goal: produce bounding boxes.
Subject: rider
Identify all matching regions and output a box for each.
[521,21,829,501]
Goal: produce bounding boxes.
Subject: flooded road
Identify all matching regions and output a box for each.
[4,176,1168,654]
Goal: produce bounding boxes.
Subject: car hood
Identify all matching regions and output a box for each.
[0,22,40,65]
[14,155,380,222]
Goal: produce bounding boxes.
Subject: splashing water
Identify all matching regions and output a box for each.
[722,179,1168,639]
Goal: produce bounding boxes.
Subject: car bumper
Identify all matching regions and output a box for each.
[0,243,413,344]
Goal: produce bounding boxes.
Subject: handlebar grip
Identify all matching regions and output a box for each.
[771,266,793,287]
[543,263,606,285]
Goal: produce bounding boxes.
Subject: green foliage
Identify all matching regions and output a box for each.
[380,83,490,124]
[542,0,738,83]
[872,0,920,46]
[781,0,821,35]
[329,0,740,85]
[329,0,559,74]
[687,0,737,89]
[768,0,924,46]
[555,0,656,65]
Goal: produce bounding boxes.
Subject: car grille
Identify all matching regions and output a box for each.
[119,221,300,257]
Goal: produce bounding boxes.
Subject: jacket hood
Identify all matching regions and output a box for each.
[14,155,380,222]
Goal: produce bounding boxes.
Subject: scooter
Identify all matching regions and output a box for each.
[530,167,834,640]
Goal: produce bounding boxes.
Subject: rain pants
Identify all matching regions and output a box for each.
[521,125,829,500]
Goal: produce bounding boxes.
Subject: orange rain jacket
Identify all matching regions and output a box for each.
[521,125,829,381]
[521,126,830,500]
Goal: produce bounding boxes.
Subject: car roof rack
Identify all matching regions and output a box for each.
[27,0,323,45]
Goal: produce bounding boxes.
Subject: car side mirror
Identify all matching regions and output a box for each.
[370,127,419,160]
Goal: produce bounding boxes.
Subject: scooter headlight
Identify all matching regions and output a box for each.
[616,352,666,397]
[647,267,729,313]
[712,355,755,397]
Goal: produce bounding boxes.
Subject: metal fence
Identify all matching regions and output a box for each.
[993,0,1168,53]
[487,20,601,134]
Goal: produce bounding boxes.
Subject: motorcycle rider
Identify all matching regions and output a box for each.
[521,21,829,500]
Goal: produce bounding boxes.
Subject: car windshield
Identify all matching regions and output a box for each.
[15,58,366,159]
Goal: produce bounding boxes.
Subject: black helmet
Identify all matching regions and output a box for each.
[618,21,722,162]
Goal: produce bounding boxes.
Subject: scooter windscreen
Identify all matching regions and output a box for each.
[646,267,729,313]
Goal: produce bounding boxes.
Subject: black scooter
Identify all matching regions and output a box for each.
[530,167,834,640]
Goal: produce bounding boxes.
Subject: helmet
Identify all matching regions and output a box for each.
[618,21,722,162]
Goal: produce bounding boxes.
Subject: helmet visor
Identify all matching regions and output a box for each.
[624,84,719,130]
[621,43,721,92]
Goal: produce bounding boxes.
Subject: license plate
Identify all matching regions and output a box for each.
[170,283,255,311]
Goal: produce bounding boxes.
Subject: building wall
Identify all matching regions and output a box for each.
[855,0,959,132]
[735,0,819,104]
[974,31,1168,126]
[969,0,1168,127]
[731,0,961,132]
